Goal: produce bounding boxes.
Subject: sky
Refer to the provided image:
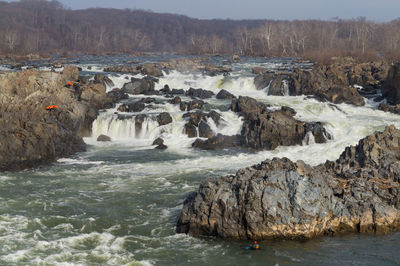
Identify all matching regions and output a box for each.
[7,0,400,22]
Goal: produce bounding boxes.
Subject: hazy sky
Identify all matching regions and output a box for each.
[9,0,400,22]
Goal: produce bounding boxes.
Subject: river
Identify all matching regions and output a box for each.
[0,56,399,265]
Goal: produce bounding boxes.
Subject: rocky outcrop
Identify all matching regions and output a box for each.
[254,61,390,106]
[382,63,400,104]
[235,97,330,149]
[177,125,400,239]
[0,66,112,171]
[192,97,331,151]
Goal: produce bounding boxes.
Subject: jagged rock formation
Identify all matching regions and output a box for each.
[192,96,331,150]
[177,126,400,239]
[0,66,112,171]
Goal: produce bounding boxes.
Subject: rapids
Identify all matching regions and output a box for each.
[0,56,399,265]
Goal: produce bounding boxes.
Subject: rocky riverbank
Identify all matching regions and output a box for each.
[0,66,112,171]
[176,125,400,239]
[254,58,390,106]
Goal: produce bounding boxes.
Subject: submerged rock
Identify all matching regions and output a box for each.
[177,126,400,239]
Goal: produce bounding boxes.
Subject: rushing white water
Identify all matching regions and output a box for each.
[2,57,400,265]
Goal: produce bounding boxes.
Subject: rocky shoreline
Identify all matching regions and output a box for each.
[0,66,113,171]
[176,125,400,239]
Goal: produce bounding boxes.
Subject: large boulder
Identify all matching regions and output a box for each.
[177,126,400,239]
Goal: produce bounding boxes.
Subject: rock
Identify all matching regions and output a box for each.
[117,102,145,113]
[183,111,206,126]
[107,88,129,102]
[254,72,275,90]
[160,84,171,94]
[230,55,241,63]
[231,97,328,150]
[382,63,400,104]
[171,89,185,95]
[180,102,187,111]
[94,74,114,87]
[157,112,173,126]
[198,121,214,138]
[187,99,204,111]
[141,64,163,77]
[186,88,214,99]
[121,77,155,95]
[104,65,141,74]
[97,134,111,142]
[192,134,241,150]
[252,67,266,75]
[216,89,236,100]
[253,61,391,106]
[0,66,114,171]
[177,126,400,239]
[135,114,147,135]
[168,96,182,105]
[281,106,296,116]
[139,97,156,104]
[203,64,231,76]
[240,110,307,150]
[185,123,197,138]
[208,110,221,125]
[231,96,267,118]
[152,137,164,146]
[378,103,400,115]
[306,122,333,143]
[156,143,168,150]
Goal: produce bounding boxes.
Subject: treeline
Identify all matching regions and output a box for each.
[1,0,400,62]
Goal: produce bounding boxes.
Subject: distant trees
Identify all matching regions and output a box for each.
[1,0,400,62]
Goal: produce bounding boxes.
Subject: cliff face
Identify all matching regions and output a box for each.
[0,66,111,171]
[177,126,400,239]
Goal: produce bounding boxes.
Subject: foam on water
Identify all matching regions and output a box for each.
[2,59,400,265]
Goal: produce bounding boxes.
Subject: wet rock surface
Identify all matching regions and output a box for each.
[177,126,400,240]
